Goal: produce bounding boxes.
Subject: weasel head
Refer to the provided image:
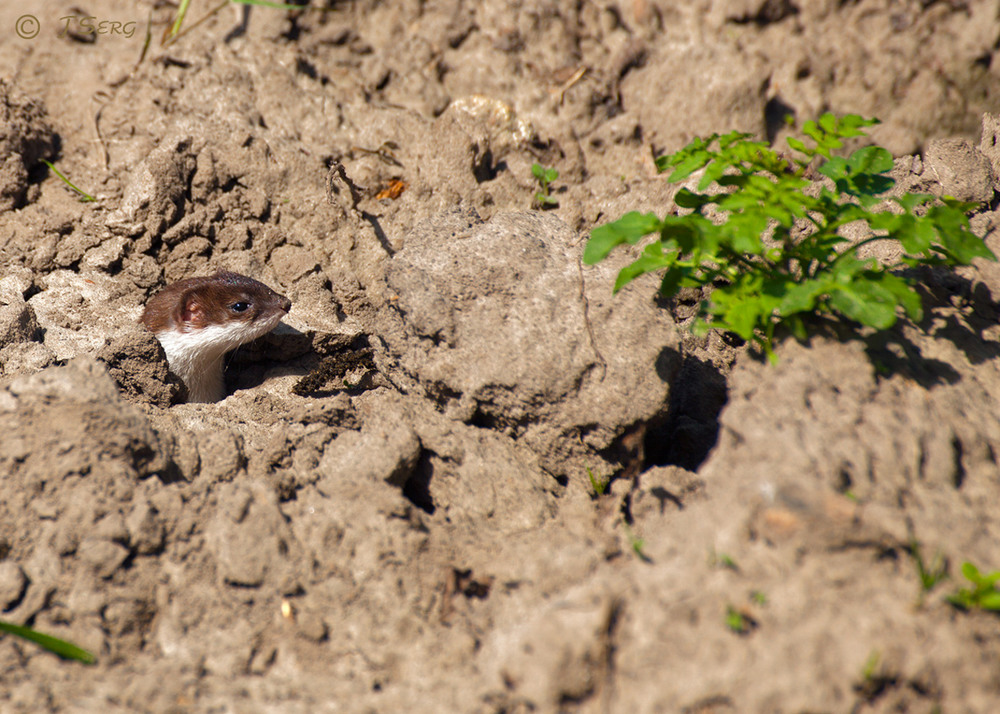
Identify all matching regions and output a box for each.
[141,270,292,402]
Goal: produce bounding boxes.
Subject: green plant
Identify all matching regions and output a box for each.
[584,113,997,361]
[41,160,95,202]
[163,0,330,47]
[724,605,756,635]
[908,540,948,602]
[586,466,609,496]
[0,619,95,664]
[709,548,739,571]
[947,561,1000,612]
[860,649,881,683]
[622,520,651,563]
[531,162,559,208]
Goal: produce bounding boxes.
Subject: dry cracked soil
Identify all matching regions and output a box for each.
[2,1,1000,712]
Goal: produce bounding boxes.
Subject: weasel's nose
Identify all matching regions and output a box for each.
[279,296,292,313]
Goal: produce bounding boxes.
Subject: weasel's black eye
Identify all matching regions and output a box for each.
[231,301,251,313]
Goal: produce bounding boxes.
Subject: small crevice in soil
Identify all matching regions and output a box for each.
[472,146,498,182]
[402,451,435,514]
[729,0,800,26]
[292,336,375,397]
[952,435,966,489]
[764,95,796,143]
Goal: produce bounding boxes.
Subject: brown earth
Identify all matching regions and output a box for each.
[2,1,1000,712]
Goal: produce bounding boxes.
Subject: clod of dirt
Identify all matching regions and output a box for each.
[0,291,41,347]
[979,112,1000,185]
[484,585,619,708]
[0,357,171,484]
[0,560,26,612]
[96,328,186,408]
[206,480,303,592]
[382,208,679,476]
[0,283,49,380]
[703,331,1000,557]
[0,80,57,212]
[922,138,995,204]
[27,269,142,360]
[318,412,421,489]
[105,126,197,240]
[0,357,176,636]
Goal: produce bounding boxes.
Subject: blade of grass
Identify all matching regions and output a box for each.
[162,0,336,48]
[0,620,96,664]
[163,0,228,47]
[41,160,96,202]
[136,8,153,67]
[164,0,192,43]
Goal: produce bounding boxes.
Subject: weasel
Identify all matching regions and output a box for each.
[141,270,292,403]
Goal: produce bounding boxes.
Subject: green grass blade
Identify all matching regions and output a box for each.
[41,160,96,202]
[167,0,192,40]
[0,620,96,664]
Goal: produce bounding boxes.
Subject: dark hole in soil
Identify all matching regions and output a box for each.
[764,95,796,143]
[402,452,435,514]
[835,468,853,494]
[729,0,800,25]
[644,352,729,472]
[469,408,496,430]
[472,147,498,182]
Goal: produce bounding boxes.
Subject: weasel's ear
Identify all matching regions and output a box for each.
[176,290,207,329]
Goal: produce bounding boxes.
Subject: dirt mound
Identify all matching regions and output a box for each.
[2,1,1000,712]
[381,208,678,475]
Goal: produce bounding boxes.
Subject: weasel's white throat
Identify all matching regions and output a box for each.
[154,319,279,403]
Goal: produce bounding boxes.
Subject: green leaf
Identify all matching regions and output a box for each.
[962,562,982,582]
[698,159,730,190]
[852,174,895,197]
[818,112,838,134]
[720,298,764,340]
[41,160,97,203]
[977,591,1000,610]
[718,130,754,149]
[818,157,848,181]
[874,272,922,322]
[928,206,996,263]
[658,265,689,297]
[779,278,829,315]
[896,192,934,212]
[544,167,559,184]
[531,163,545,180]
[786,136,808,154]
[613,243,675,293]
[585,212,661,264]
[0,620,96,664]
[847,146,893,175]
[940,196,981,213]
[828,280,898,329]
[667,152,713,182]
[893,215,935,254]
[660,214,704,254]
[838,115,880,136]
[674,188,711,209]
[721,212,768,254]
